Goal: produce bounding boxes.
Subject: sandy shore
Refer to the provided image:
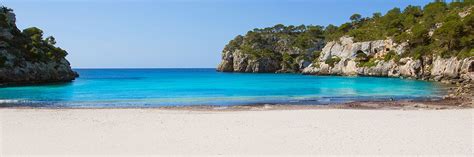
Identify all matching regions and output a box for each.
[1,108,473,156]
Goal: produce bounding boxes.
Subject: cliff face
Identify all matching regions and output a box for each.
[217,34,474,83]
[217,2,474,84]
[301,37,474,83]
[0,7,77,85]
[217,35,324,73]
[217,47,314,73]
[217,49,283,73]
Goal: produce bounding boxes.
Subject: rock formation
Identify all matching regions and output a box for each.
[0,7,77,85]
[217,2,474,85]
[217,39,324,73]
[217,34,473,84]
[301,37,474,83]
[217,25,326,73]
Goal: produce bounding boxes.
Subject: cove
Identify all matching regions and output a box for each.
[0,68,447,108]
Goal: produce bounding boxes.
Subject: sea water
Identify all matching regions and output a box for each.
[0,69,447,108]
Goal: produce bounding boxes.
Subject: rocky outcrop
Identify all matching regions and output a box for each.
[217,44,324,73]
[431,57,474,82]
[217,35,474,84]
[0,50,77,84]
[216,3,474,87]
[302,37,474,83]
[217,49,282,73]
[216,27,326,73]
[0,7,77,85]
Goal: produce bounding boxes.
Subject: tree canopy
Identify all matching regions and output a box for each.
[228,1,473,61]
[1,6,68,64]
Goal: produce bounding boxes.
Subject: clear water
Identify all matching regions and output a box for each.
[0,69,447,108]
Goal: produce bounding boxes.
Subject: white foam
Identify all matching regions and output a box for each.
[0,99,23,103]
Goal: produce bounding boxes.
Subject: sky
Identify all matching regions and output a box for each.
[2,0,433,68]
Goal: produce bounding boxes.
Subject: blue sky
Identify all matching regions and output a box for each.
[2,0,432,68]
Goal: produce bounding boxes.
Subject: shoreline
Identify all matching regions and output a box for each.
[2,96,471,111]
[1,80,472,156]
[0,75,471,111]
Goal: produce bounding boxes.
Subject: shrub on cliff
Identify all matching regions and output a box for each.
[384,51,400,62]
[358,58,378,68]
[458,49,474,59]
[21,27,68,62]
[325,57,341,67]
[308,51,322,66]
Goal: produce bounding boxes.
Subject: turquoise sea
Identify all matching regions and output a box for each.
[0,69,447,108]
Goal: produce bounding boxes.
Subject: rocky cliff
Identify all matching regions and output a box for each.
[217,2,474,84]
[218,35,474,84]
[217,25,326,73]
[217,41,322,73]
[301,36,474,83]
[0,7,77,85]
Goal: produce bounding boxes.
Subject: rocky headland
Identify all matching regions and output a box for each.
[217,35,473,84]
[0,7,77,85]
[217,1,473,101]
[301,36,473,84]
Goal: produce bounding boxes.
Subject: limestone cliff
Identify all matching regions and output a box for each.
[0,7,77,85]
[217,25,326,73]
[301,37,474,83]
[217,2,474,84]
[217,34,473,83]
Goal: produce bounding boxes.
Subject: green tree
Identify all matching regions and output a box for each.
[409,23,429,45]
[23,27,44,42]
[433,15,463,50]
[423,2,447,25]
[403,5,423,17]
[372,12,382,19]
[350,13,362,23]
[45,36,56,45]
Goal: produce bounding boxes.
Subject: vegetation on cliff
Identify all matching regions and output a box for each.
[222,24,326,72]
[327,0,473,59]
[219,1,473,73]
[0,6,68,68]
[0,6,77,84]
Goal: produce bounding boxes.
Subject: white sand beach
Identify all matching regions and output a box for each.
[1,108,473,156]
